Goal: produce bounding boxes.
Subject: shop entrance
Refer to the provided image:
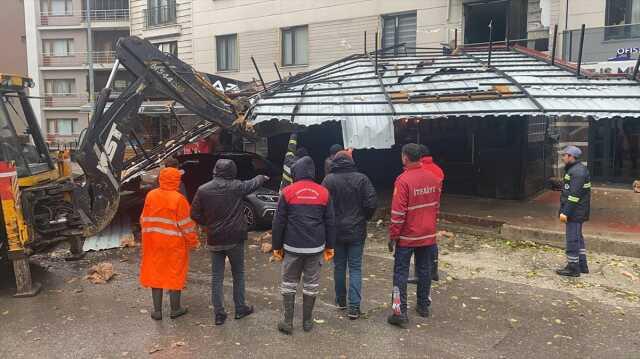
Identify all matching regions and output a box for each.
[589,118,640,183]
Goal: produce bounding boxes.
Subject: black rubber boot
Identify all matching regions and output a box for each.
[65,237,86,261]
[579,257,589,274]
[387,313,409,329]
[151,288,163,320]
[169,290,188,319]
[278,294,295,335]
[556,263,581,277]
[302,295,316,332]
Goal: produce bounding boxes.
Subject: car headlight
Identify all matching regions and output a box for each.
[256,194,279,203]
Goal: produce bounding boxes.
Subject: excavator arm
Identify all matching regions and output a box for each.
[76,36,252,236]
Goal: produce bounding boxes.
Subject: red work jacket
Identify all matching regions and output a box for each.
[389,163,442,247]
[421,156,444,181]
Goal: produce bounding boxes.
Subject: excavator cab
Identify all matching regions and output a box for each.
[0,75,55,180]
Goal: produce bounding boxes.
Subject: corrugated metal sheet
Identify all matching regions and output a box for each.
[83,211,132,251]
[248,47,640,149]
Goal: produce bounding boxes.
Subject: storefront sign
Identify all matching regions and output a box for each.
[582,60,638,75]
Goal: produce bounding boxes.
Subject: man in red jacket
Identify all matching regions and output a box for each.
[419,144,444,282]
[388,143,442,328]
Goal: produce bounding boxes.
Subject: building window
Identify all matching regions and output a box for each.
[146,0,176,27]
[47,118,77,135]
[606,0,640,39]
[42,39,74,56]
[382,12,417,55]
[44,79,75,95]
[216,34,238,71]
[89,0,129,11]
[281,26,308,66]
[41,0,73,16]
[156,41,178,56]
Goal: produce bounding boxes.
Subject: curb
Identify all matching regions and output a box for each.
[500,224,640,259]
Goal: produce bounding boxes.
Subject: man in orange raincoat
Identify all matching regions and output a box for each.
[140,167,199,320]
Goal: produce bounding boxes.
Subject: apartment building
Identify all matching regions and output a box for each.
[129,0,194,64]
[0,1,28,75]
[127,0,546,82]
[24,0,131,147]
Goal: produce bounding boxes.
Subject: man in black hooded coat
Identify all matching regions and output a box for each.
[322,151,377,319]
[191,159,268,325]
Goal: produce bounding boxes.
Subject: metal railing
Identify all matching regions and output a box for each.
[40,50,116,66]
[562,23,640,63]
[47,139,80,151]
[39,8,129,26]
[145,2,177,28]
[43,93,89,108]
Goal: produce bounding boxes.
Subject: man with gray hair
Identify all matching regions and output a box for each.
[556,145,591,277]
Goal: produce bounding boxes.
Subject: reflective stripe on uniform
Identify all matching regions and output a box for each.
[280,281,298,294]
[0,171,18,178]
[399,234,437,241]
[283,243,325,254]
[391,219,405,224]
[177,217,193,226]
[142,227,181,236]
[391,210,406,216]
[141,216,177,226]
[407,202,438,211]
[289,139,297,144]
[564,174,571,180]
[568,195,580,203]
[282,173,293,182]
[181,227,197,234]
[583,182,591,189]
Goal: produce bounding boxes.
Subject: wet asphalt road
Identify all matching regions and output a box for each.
[1,232,639,359]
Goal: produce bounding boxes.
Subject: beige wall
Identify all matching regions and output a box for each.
[191,0,454,81]
[0,0,28,75]
[130,0,194,64]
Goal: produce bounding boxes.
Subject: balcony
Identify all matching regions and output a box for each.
[43,93,89,108]
[40,52,85,67]
[39,9,129,27]
[40,50,116,68]
[145,1,177,28]
[90,51,117,65]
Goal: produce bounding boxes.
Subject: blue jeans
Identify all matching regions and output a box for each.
[211,243,246,314]
[565,222,586,264]
[393,245,435,314]
[333,241,364,309]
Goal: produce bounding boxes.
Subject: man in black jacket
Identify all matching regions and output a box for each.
[191,159,268,325]
[272,156,336,334]
[322,150,377,319]
[556,146,591,277]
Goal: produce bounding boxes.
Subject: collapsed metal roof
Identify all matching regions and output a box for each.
[248,45,640,149]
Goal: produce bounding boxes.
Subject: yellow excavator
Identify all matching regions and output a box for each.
[0,36,255,296]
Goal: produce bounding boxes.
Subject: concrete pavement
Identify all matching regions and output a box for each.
[0,228,639,358]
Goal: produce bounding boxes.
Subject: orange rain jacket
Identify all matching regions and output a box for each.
[139,167,199,290]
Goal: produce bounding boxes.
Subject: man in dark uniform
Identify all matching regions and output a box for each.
[556,145,591,277]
